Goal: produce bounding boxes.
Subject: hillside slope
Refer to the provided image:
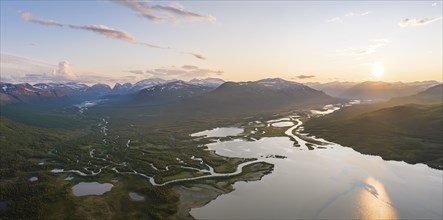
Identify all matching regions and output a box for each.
[339,81,429,101]
[390,83,442,105]
[304,104,443,169]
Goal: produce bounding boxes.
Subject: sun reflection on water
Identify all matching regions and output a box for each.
[357,176,398,219]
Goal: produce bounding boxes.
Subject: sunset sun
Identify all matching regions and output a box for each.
[372,64,384,78]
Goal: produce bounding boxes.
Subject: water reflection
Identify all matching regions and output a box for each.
[72,182,113,196]
[191,114,442,219]
[357,177,398,220]
[190,127,243,138]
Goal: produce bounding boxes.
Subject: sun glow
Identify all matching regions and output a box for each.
[357,177,398,220]
[372,64,384,78]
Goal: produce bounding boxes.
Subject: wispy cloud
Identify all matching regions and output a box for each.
[78,75,139,85]
[294,75,316,79]
[345,11,371,17]
[337,39,389,56]
[326,17,343,23]
[114,0,216,24]
[125,70,145,75]
[177,51,206,60]
[145,65,222,80]
[20,12,63,27]
[181,65,198,70]
[68,24,137,42]
[19,12,205,59]
[432,2,437,7]
[5,73,138,85]
[398,17,442,27]
[360,11,371,16]
[327,11,371,23]
[1,53,55,80]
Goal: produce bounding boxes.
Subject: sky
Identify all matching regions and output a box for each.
[1,1,442,85]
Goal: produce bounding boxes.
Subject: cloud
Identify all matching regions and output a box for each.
[294,75,316,79]
[19,12,204,59]
[0,53,55,79]
[125,70,145,75]
[345,11,371,17]
[114,0,216,24]
[5,73,138,85]
[52,61,77,81]
[136,42,170,49]
[328,11,371,23]
[4,60,77,83]
[360,11,371,16]
[145,65,223,80]
[337,39,389,56]
[398,17,442,27]
[326,17,343,23]
[20,12,63,27]
[181,65,198,70]
[77,74,139,85]
[0,54,141,85]
[185,52,206,60]
[432,2,437,7]
[68,24,137,42]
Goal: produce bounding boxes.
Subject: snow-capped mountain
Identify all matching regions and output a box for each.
[1,82,62,97]
[85,83,112,96]
[130,78,172,92]
[138,80,213,99]
[112,83,133,94]
[189,78,225,88]
[112,78,225,94]
[0,82,65,104]
[255,78,305,90]
[33,82,89,96]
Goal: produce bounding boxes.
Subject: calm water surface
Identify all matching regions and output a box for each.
[191,127,244,138]
[191,117,443,219]
[129,192,145,201]
[72,182,113,196]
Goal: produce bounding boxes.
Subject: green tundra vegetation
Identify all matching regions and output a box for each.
[304,103,443,169]
[0,103,275,219]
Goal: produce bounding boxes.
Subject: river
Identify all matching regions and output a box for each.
[190,109,443,219]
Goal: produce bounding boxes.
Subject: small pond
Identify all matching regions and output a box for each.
[72,182,113,196]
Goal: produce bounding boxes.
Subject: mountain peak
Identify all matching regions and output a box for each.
[189,78,225,88]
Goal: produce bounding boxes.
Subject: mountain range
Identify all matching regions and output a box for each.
[307,80,439,101]
[1,78,440,114]
[0,78,225,105]
[163,78,339,116]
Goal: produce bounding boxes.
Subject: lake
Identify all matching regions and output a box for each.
[72,182,113,196]
[190,116,443,219]
[129,192,145,201]
[190,127,244,138]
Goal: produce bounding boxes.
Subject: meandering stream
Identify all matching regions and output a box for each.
[50,102,442,219]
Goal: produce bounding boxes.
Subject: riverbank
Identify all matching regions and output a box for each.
[173,162,273,220]
[304,104,443,170]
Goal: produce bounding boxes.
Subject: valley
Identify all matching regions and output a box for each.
[0,79,441,219]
